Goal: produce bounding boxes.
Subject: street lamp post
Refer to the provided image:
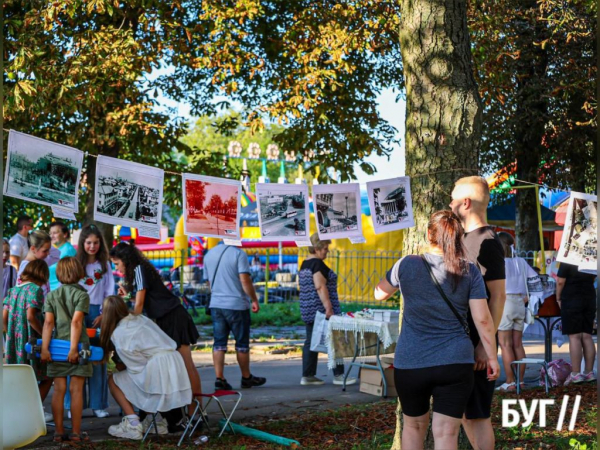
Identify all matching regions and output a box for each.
[345,196,348,219]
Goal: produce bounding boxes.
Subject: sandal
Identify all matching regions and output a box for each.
[53,433,67,443]
[68,432,90,443]
[495,382,516,391]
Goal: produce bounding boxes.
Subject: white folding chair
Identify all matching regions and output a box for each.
[2,364,47,449]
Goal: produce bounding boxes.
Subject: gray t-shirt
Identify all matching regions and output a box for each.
[203,245,251,310]
[387,253,486,370]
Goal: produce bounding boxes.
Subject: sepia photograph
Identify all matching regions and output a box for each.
[312,183,362,240]
[557,192,597,273]
[367,177,414,234]
[4,130,84,211]
[183,174,241,239]
[256,183,310,242]
[93,156,164,237]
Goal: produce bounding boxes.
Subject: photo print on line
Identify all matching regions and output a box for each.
[3,130,84,212]
[93,156,164,238]
[366,177,415,234]
[312,183,363,240]
[256,183,310,241]
[182,174,241,239]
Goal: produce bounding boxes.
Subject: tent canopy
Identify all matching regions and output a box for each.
[487,197,561,231]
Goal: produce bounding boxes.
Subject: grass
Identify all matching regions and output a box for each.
[82,382,595,450]
[192,301,399,327]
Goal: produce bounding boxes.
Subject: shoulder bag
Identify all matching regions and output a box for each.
[206,246,232,315]
[420,255,470,336]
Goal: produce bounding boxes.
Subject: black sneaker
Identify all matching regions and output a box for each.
[215,378,233,390]
[241,374,266,389]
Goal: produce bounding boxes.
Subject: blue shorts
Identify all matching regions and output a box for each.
[211,308,251,353]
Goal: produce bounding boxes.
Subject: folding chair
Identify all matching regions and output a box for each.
[187,390,242,439]
[511,358,551,394]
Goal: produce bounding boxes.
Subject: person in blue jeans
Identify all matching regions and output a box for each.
[204,243,266,390]
[64,224,114,418]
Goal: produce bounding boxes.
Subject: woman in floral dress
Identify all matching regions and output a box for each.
[3,259,53,400]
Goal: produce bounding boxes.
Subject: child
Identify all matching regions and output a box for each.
[100,295,193,440]
[3,259,54,412]
[42,257,92,443]
[17,230,52,296]
[64,224,114,418]
[3,238,17,299]
[109,241,201,430]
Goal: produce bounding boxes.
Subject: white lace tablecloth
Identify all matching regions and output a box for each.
[325,315,399,370]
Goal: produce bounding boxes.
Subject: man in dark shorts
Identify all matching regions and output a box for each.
[450,176,506,450]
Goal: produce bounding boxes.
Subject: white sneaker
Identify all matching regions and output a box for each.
[44,410,54,422]
[93,409,110,418]
[300,376,325,385]
[108,417,143,440]
[333,375,357,386]
[141,414,169,435]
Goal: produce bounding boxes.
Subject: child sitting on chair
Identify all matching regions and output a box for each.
[41,257,92,443]
[100,295,192,440]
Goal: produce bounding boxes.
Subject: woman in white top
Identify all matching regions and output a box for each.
[65,224,115,417]
[496,232,542,391]
[100,295,192,440]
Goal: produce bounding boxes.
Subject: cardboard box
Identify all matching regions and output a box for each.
[359,357,396,397]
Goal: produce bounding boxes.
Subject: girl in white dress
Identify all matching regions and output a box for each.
[100,295,192,440]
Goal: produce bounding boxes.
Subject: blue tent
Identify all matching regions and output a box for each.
[487,197,560,230]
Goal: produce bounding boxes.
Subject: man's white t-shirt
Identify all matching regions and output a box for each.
[9,233,29,260]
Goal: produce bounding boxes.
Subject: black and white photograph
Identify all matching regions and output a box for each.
[366,177,414,234]
[93,156,164,238]
[182,174,241,239]
[256,183,310,242]
[3,130,83,211]
[312,183,362,240]
[557,192,597,273]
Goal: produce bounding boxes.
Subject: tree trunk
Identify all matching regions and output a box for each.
[513,2,549,252]
[394,0,482,448]
[83,145,119,248]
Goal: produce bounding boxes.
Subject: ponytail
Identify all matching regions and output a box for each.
[428,210,467,291]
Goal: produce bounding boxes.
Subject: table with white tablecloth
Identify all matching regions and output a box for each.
[325,315,399,397]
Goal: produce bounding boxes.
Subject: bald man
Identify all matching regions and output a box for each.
[450,176,506,450]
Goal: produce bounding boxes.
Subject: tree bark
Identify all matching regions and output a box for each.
[513,2,549,252]
[394,0,482,448]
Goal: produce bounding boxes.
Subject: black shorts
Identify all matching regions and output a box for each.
[561,295,596,335]
[156,305,200,349]
[394,364,474,419]
[464,368,495,419]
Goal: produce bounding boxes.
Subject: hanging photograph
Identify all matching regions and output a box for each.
[256,183,310,242]
[312,183,362,240]
[556,192,597,273]
[3,130,83,211]
[93,156,164,238]
[183,174,241,239]
[366,177,415,234]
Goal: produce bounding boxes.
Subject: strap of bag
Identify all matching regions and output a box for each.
[210,246,232,288]
[420,255,470,336]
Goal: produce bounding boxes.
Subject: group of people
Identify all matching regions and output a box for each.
[2,175,596,448]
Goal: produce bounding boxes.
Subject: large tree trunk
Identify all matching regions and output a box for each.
[394,0,482,448]
[513,1,549,252]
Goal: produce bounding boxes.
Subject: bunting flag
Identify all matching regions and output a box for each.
[241,189,257,208]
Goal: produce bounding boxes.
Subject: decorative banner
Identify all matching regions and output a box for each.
[256,183,310,242]
[182,174,241,239]
[556,192,597,273]
[4,130,83,212]
[312,183,363,240]
[93,156,164,239]
[366,177,415,234]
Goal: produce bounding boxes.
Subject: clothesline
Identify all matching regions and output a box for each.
[0,127,574,193]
